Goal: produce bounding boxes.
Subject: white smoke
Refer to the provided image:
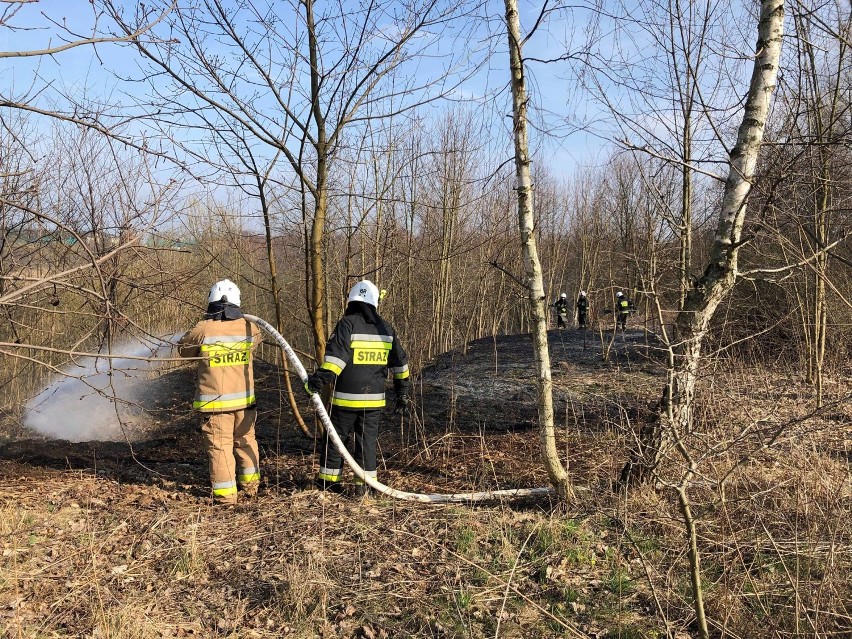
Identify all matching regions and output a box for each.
[24,334,179,442]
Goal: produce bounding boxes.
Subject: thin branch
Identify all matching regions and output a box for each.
[0,1,177,58]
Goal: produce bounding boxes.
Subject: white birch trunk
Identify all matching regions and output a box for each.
[620,5,785,635]
[504,0,570,499]
[622,0,785,480]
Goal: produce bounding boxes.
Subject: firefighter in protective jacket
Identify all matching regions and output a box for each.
[576,291,588,328]
[614,290,634,330]
[551,293,570,329]
[305,280,410,496]
[178,279,262,504]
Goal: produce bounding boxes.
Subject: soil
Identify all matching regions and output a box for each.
[1,327,848,638]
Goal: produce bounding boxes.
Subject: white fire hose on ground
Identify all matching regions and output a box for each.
[245,314,555,503]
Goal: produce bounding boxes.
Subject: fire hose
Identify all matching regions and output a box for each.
[244,314,555,503]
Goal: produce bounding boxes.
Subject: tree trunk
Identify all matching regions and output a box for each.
[799,15,844,408]
[306,0,328,361]
[257,174,310,436]
[621,0,786,486]
[310,180,328,360]
[679,120,693,307]
[504,0,571,500]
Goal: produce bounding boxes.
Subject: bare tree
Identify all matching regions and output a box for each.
[103,0,488,362]
[782,6,852,405]
[621,0,786,480]
[503,0,571,499]
[0,2,191,421]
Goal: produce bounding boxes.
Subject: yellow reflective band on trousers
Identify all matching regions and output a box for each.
[212,480,237,497]
[237,472,260,483]
[193,393,255,411]
[353,471,377,486]
[331,397,386,409]
[318,471,342,482]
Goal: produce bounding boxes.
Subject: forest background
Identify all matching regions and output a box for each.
[1,0,851,637]
[4,0,849,405]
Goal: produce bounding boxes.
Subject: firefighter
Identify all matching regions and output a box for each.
[576,291,588,328]
[304,280,410,497]
[178,279,262,505]
[614,290,633,330]
[551,293,570,329]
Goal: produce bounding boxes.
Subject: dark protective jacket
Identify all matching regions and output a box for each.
[576,296,588,313]
[553,298,570,315]
[314,303,410,410]
[178,315,262,412]
[616,296,632,315]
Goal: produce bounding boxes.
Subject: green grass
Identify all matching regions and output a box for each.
[455,524,478,557]
[605,567,635,595]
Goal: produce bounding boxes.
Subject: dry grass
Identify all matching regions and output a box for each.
[1,329,850,638]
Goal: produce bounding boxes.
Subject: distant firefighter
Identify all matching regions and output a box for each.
[178,279,262,505]
[551,292,570,329]
[614,290,634,330]
[576,291,588,328]
[304,280,410,498]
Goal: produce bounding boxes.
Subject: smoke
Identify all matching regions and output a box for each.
[24,335,179,443]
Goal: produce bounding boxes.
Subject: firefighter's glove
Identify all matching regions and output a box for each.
[394,392,411,414]
[304,373,324,396]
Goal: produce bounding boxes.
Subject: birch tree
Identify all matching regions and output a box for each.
[620,0,786,489]
[503,0,571,499]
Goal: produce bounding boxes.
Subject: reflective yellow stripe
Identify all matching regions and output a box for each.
[354,471,377,485]
[394,370,410,380]
[350,333,392,343]
[352,347,388,364]
[212,485,237,496]
[331,397,386,409]
[194,394,255,411]
[320,361,343,375]
[318,472,342,482]
[200,342,252,350]
[237,473,260,483]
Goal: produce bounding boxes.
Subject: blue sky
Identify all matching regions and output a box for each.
[2,0,764,192]
[2,0,610,179]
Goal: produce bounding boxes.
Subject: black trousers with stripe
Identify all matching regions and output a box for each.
[320,407,381,477]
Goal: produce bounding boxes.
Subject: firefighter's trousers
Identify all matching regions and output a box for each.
[201,408,260,503]
[318,408,380,487]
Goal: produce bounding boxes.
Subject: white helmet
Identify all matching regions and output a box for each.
[560,292,567,298]
[348,280,380,308]
[580,291,586,297]
[208,279,241,306]
[616,291,624,297]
